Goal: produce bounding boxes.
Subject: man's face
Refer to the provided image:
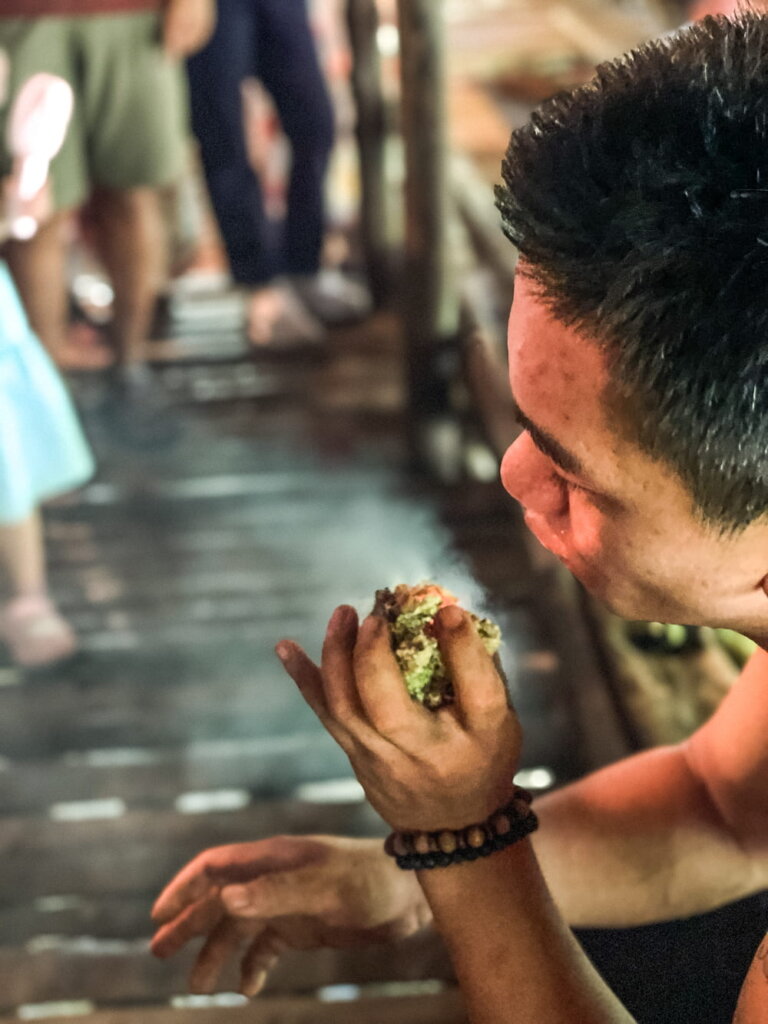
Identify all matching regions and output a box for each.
[500,273,768,636]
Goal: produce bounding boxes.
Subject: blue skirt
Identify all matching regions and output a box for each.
[0,263,95,524]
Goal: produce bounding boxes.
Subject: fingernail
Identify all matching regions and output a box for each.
[331,605,355,630]
[366,611,386,630]
[439,604,464,630]
[275,641,292,663]
[242,972,267,998]
[223,885,249,911]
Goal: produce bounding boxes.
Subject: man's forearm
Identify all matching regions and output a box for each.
[419,841,636,1024]
[369,742,765,936]
[161,0,216,58]
[531,744,767,927]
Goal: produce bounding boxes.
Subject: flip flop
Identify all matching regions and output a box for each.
[0,594,78,668]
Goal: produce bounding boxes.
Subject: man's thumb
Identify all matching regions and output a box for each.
[221,874,307,918]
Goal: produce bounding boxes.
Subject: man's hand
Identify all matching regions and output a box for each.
[150,835,430,997]
[276,604,521,832]
[162,0,216,58]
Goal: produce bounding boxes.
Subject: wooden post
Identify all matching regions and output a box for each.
[396,0,459,447]
[346,0,391,307]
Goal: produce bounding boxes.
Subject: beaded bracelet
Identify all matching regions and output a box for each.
[383,786,538,871]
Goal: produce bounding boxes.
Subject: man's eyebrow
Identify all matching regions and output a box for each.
[512,402,587,480]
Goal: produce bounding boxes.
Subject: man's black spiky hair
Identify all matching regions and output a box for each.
[496,13,768,530]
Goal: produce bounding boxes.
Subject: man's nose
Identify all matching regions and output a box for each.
[500,434,568,516]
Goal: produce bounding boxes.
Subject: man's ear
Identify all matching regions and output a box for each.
[760,574,768,601]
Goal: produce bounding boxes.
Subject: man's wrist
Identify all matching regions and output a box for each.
[383,786,537,871]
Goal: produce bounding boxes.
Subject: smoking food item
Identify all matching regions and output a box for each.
[373,583,502,710]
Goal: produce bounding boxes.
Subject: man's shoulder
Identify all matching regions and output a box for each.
[737,647,768,689]
[732,933,768,1023]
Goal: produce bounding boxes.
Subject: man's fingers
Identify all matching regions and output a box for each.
[354,615,422,737]
[240,930,289,997]
[190,917,255,995]
[320,605,365,721]
[220,869,326,920]
[152,857,217,923]
[275,640,353,750]
[151,895,223,958]
[434,605,509,727]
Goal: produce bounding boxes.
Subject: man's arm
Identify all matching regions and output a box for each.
[150,650,768,994]
[161,0,216,58]
[420,840,636,1024]
[531,647,768,926]
[278,604,640,1024]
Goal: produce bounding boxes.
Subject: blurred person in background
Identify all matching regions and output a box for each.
[0,56,94,668]
[0,0,214,402]
[187,0,367,348]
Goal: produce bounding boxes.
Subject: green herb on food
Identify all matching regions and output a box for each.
[374,583,502,710]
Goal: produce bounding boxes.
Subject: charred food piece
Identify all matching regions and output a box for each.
[374,583,502,710]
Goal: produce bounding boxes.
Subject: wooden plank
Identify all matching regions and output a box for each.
[0,933,455,1009]
[0,733,350,816]
[445,0,663,72]
[580,596,738,747]
[0,988,467,1024]
[451,153,517,297]
[0,802,385,901]
[545,0,662,62]
[0,659,334,758]
[0,892,159,945]
[449,83,512,162]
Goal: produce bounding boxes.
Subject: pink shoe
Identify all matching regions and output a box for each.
[0,595,78,668]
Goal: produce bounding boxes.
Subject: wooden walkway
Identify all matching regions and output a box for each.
[0,292,622,1021]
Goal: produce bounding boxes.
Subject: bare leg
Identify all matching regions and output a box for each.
[0,511,77,667]
[3,210,113,370]
[0,511,46,598]
[247,284,284,345]
[246,283,325,347]
[89,185,166,366]
[3,212,69,363]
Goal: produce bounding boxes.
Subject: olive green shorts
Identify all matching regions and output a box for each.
[0,11,188,211]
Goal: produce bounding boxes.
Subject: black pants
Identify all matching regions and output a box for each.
[576,891,768,1024]
[187,0,335,286]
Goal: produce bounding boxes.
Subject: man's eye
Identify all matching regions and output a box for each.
[555,471,589,498]
[565,478,588,495]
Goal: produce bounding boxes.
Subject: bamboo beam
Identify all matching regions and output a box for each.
[346,0,391,307]
[397,0,459,438]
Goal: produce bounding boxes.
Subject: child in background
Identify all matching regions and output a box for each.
[0,56,94,667]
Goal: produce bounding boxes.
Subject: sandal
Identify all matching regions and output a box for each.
[0,594,78,668]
